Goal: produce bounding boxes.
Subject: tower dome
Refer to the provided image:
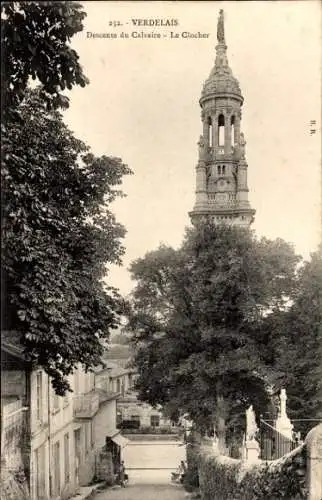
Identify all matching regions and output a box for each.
[201,62,242,101]
[200,10,243,104]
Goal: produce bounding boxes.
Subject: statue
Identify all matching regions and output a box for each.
[198,135,205,159]
[275,388,294,440]
[246,405,258,441]
[244,405,260,462]
[279,388,287,417]
[217,9,225,44]
[240,132,246,159]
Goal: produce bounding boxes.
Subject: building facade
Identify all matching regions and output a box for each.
[94,361,136,397]
[94,362,173,431]
[189,10,255,227]
[1,333,127,500]
[117,392,174,430]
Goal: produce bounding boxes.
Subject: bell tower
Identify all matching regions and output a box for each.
[189,10,255,227]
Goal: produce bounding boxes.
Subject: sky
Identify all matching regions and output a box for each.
[63,1,322,297]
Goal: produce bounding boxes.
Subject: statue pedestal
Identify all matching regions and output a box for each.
[275,416,294,441]
[246,439,260,462]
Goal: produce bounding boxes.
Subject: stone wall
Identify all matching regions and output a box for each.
[306,424,322,500]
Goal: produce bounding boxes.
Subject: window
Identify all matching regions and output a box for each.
[90,421,94,448]
[74,428,81,475]
[231,115,235,145]
[218,114,225,146]
[36,372,43,422]
[131,415,140,426]
[34,446,46,499]
[116,379,121,393]
[84,422,89,453]
[53,441,61,497]
[151,415,160,428]
[217,165,221,176]
[116,412,122,427]
[208,117,213,147]
[222,165,226,175]
[83,422,92,453]
[64,433,70,484]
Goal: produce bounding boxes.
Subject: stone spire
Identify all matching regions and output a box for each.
[212,9,234,85]
[217,9,225,43]
[189,10,255,227]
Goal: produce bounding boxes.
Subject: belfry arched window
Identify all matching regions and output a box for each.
[208,117,213,147]
[218,114,225,146]
[231,116,235,145]
[222,165,226,175]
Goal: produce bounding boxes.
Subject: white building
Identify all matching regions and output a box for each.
[1,332,128,500]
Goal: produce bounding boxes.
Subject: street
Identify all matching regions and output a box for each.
[93,483,187,500]
[93,440,188,499]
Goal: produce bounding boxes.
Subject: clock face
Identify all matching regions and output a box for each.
[218,179,226,192]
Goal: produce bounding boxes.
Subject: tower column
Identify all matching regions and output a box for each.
[194,136,208,210]
[211,114,216,150]
[214,114,219,147]
[225,113,231,153]
[238,165,248,188]
[202,118,210,153]
[234,115,241,146]
[236,161,249,206]
[195,164,208,209]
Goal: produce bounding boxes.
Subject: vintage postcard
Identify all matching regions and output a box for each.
[1,1,321,499]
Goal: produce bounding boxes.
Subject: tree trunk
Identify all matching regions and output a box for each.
[215,393,227,454]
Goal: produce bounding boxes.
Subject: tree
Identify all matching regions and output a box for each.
[1,1,89,114]
[1,89,132,394]
[128,223,301,448]
[266,245,322,435]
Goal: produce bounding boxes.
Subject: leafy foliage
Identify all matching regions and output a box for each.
[128,223,300,443]
[198,443,307,500]
[1,89,132,393]
[1,1,89,114]
[265,246,322,434]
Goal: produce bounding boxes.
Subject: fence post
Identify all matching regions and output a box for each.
[305,423,322,500]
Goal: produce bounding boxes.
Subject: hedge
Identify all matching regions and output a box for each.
[197,442,307,500]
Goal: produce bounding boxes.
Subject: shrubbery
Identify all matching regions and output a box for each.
[198,444,307,500]
[184,441,200,493]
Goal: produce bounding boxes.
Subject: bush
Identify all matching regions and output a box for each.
[198,443,307,500]
[183,467,199,493]
[184,442,200,493]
